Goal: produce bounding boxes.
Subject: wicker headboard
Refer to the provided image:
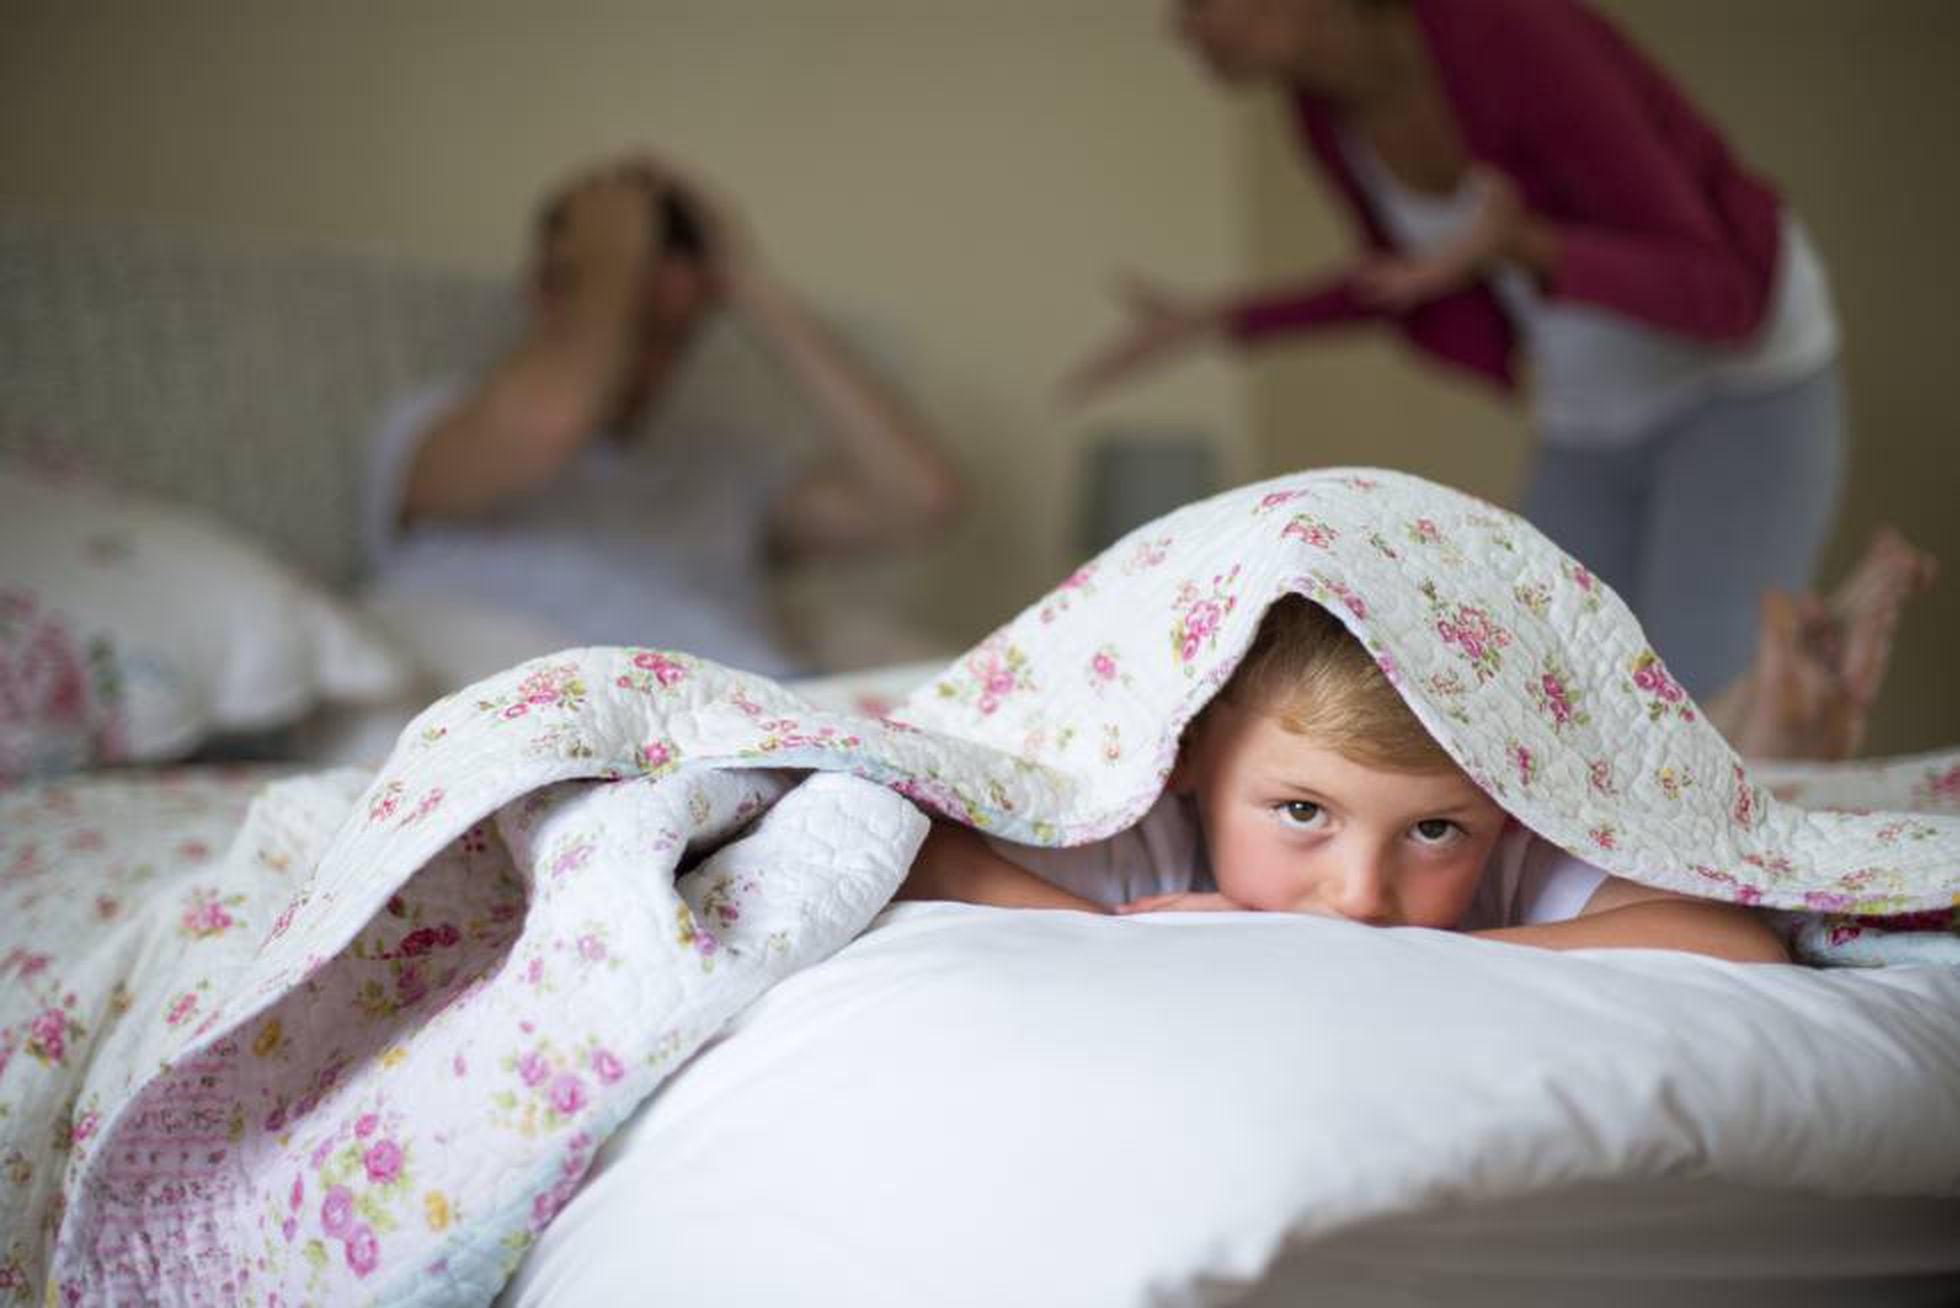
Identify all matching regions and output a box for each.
[0,207,514,586]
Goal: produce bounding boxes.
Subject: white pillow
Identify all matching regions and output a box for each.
[0,462,409,778]
[503,904,1960,1308]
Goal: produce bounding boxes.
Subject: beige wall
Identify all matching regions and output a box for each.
[0,0,1253,644]
[1244,0,1960,754]
[4,1,1955,751]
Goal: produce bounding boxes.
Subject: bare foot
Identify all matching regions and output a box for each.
[1724,590,1858,759]
[1819,527,1937,706]
[1718,529,1937,761]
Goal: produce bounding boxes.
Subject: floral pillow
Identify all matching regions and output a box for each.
[0,461,410,780]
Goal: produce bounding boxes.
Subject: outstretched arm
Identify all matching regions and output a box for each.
[401,167,654,522]
[1473,876,1788,963]
[896,822,1110,913]
[1055,271,1386,409]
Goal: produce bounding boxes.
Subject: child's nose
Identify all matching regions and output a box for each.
[1332,853,1395,925]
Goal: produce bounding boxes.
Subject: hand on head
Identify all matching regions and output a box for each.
[534,151,761,311]
[535,161,663,302]
[632,154,757,290]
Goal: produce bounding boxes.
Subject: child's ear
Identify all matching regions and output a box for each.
[1166,714,1209,796]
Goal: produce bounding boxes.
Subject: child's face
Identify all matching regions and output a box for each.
[1175,700,1508,928]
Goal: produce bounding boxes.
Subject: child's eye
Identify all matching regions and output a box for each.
[1410,818,1460,846]
[1274,800,1328,830]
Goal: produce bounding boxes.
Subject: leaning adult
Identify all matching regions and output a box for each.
[1063,0,1844,696]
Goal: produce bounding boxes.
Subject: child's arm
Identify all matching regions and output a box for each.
[895,822,1112,913]
[1472,876,1790,963]
[1115,892,1252,914]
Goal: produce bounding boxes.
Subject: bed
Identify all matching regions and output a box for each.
[6,732,1958,1306]
[3,211,1958,1307]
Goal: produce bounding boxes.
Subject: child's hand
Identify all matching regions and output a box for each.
[1116,892,1252,915]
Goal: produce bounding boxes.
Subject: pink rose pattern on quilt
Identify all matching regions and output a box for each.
[27,701,918,1304]
[2,767,280,1301]
[4,467,1955,1304]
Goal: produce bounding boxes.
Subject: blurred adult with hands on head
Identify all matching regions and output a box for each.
[363,152,963,682]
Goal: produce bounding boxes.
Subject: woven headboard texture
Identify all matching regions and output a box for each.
[0,207,513,586]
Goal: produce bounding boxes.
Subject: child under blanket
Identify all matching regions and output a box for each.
[898,530,1936,963]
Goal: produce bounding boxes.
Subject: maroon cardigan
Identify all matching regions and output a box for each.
[1227,0,1786,392]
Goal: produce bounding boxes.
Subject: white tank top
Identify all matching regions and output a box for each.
[1340,133,1839,445]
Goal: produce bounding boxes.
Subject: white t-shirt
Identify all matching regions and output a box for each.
[983,795,1217,909]
[1340,133,1839,445]
[1457,821,1613,932]
[986,794,1608,930]
[362,378,807,678]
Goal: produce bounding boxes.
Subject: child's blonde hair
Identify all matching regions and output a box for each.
[1215,595,1455,774]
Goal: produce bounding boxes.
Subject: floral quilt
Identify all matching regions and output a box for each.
[6,467,1957,1305]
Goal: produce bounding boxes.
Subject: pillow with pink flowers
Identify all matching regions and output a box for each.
[0,461,410,780]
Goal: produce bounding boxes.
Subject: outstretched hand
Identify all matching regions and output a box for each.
[1350,165,1526,312]
[1055,275,1224,409]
